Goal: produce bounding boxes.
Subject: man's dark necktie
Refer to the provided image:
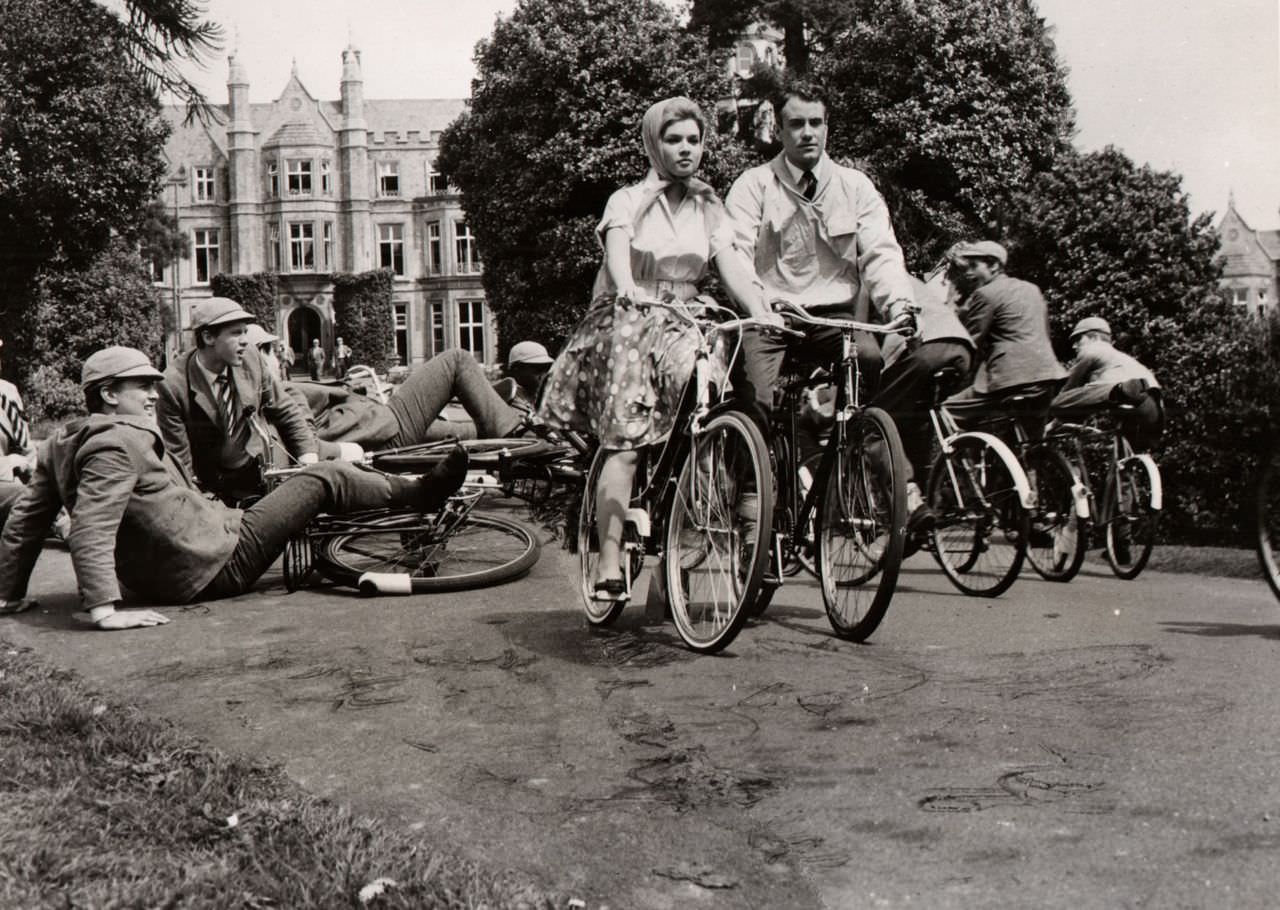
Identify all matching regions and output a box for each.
[800,169,817,202]
[215,372,244,445]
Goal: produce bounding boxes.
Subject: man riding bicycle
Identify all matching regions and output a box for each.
[940,240,1065,436]
[724,85,917,423]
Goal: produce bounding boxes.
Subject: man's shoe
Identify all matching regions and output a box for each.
[1028,524,1055,549]
[415,445,470,512]
[906,503,936,535]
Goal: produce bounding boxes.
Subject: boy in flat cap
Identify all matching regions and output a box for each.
[0,347,466,630]
[157,297,320,503]
[1051,316,1162,450]
[941,240,1065,433]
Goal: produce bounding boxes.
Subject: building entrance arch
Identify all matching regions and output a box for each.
[287,307,323,377]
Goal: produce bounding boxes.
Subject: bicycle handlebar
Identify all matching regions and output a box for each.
[769,298,916,337]
[621,294,802,339]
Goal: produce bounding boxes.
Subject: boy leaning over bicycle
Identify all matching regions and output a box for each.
[0,347,469,632]
[1049,316,1163,452]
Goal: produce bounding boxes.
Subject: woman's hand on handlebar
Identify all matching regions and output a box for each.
[613,284,645,304]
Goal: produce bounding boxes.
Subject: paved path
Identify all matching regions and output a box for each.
[5,520,1280,909]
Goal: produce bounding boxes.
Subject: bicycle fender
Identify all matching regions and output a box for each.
[943,430,1036,510]
[357,572,414,596]
[1124,453,1163,511]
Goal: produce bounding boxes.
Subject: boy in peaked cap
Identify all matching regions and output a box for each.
[157,297,321,503]
[1050,316,1162,451]
[0,347,467,630]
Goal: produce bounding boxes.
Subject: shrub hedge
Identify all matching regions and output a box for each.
[331,269,395,373]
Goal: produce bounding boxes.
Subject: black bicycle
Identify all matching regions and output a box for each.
[756,301,914,642]
[261,436,573,596]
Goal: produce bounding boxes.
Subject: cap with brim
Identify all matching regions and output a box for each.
[245,323,279,346]
[949,240,1008,266]
[1070,316,1112,340]
[507,340,554,367]
[81,346,165,389]
[190,296,255,332]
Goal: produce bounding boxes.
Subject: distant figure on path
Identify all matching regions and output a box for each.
[308,338,324,381]
[334,336,353,378]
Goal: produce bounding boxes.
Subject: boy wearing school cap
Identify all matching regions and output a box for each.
[1050,316,1162,450]
[157,297,320,503]
[501,341,554,414]
[941,240,1066,435]
[0,347,468,630]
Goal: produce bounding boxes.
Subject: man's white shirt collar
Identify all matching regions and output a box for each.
[783,154,829,186]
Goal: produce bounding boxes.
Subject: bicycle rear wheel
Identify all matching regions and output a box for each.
[372,437,560,472]
[316,511,540,592]
[816,407,906,641]
[1025,445,1086,582]
[1102,457,1157,580]
[1257,446,1280,600]
[665,409,772,653]
[928,436,1029,597]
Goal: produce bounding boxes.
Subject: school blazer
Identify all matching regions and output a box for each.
[0,415,241,609]
[157,346,315,493]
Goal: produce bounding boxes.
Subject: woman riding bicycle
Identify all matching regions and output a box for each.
[538,96,767,601]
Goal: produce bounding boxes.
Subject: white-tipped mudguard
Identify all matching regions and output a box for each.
[1125,453,1163,511]
[942,431,1036,509]
[357,572,414,596]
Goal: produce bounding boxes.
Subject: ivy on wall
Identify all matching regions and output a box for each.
[210,272,279,332]
[331,268,395,373]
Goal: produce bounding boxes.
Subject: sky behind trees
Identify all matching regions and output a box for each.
[153,0,1279,226]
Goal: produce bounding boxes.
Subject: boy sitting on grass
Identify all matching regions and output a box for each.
[0,347,467,631]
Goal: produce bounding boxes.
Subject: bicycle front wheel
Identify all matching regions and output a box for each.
[1257,446,1280,600]
[816,407,907,642]
[1103,457,1158,580]
[316,511,540,592]
[928,436,1029,597]
[665,409,772,653]
[1025,445,1086,583]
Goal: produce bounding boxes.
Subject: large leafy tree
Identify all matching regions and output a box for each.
[438,0,752,354]
[0,0,174,382]
[106,0,223,115]
[1005,147,1221,358]
[23,240,167,421]
[690,0,857,73]
[815,0,1075,270]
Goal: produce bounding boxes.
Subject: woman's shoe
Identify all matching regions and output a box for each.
[593,577,627,601]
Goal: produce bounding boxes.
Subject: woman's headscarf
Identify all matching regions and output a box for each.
[636,97,718,217]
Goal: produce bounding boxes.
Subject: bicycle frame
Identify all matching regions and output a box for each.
[586,295,778,601]
[768,303,915,574]
[1051,417,1162,523]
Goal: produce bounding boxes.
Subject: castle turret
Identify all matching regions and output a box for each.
[227,53,260,273]
[339,45,370,270]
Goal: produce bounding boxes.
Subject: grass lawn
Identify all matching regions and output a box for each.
[0,641,557,909]
[1128,545,1265,581]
